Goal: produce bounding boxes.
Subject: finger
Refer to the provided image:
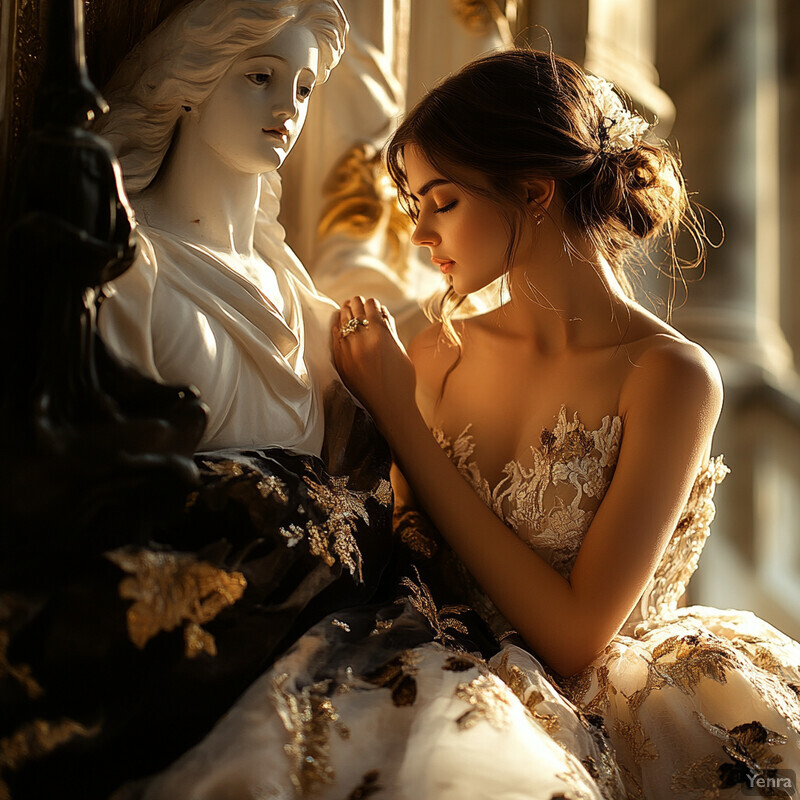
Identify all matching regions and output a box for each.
[338,303,354,326]
[349,295,367,321]
[374,300,396,330]
[364,297,386,325]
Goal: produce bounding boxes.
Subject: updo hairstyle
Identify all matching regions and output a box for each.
[386,48,706,344]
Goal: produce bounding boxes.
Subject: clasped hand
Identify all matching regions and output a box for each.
[332,296,417,436]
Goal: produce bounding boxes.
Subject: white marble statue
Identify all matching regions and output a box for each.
[96,0,348,454]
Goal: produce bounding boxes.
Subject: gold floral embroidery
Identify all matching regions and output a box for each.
[613,718,659,765]
[280,524,305,548]
[672,716,792,798]
[607,634,737,765]
[730,633,791,677]
[394,508,438,558]
[585,664,615,716]
[671,624,800,734]
[362,650,421,707]
[198,459,290,505]
[201,459,244,478]
[369,618,394,636]
[257,474,289,504]
[0,717,98,797]
[629,634,735,711]
[558,665,594,708]
[106,548,246,658]
[183,621,217,658]
[617,762,645,799]
[432,406,622,585]
[554,756,602,800]
[331,619,351,632]
[305,474,370,524]
[272,674,348,793]
[492,650,560,733]
[563,661,616,719]
[699,714,787,770]
[372,479,393,507]
[283,472,383,582]
[670,754,725,799]
[454,673,511,730]
[396,567,470,648]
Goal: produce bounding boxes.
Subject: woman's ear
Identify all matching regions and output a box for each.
[523,178,556,214]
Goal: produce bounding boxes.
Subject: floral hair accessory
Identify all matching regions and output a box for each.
[585,74,649,153]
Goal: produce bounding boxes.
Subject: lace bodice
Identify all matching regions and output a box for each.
[432,404,728,638]
[433,405,623,580]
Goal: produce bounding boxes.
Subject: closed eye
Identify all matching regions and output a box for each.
[434,200,458,214]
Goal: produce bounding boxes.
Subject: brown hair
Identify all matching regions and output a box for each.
[386,48,707,348]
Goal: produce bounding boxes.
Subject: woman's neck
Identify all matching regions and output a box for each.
[497,223,634,354]
[134,122,262,258]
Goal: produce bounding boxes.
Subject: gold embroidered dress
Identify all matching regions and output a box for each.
[0,180,396,798]
[116,406,800,800]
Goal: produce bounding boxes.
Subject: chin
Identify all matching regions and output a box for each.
[451,278,487,297]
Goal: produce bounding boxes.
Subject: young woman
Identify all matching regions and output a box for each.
[330,49,800,797]
[112,48,800,800]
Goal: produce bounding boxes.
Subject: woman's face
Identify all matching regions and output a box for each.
[191,24,320,174]
[405,146,514,296]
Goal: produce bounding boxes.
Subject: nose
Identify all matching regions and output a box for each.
[411,215,439,248]
[272,84,299,122]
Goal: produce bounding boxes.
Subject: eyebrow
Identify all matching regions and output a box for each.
[244,55,317,78]
[245,54,286,63]
[411,178,452,199]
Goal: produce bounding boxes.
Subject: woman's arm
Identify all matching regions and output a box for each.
[334,299,723,676]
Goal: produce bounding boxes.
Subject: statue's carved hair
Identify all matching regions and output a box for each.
[98,0,347,194]
[386,48,709,347]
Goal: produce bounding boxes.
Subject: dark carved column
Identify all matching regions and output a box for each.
[0,0,205,578]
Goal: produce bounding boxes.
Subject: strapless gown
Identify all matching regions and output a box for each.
[116,405,800,800]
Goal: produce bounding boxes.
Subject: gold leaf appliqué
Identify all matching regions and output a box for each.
[106,548,246,658]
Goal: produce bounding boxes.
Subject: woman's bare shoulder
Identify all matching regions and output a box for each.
[620,331,723,425]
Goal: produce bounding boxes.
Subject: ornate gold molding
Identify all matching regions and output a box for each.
[450,0,517,46]
[317,142,413,278]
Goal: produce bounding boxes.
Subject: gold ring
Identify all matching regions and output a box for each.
[340,317,369,338]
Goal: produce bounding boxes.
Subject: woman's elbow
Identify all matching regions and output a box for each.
[546,649,602,679]
[527,626,610,678]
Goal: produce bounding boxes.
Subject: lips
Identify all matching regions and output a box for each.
[263,128,289,144]
[431,257,454,274]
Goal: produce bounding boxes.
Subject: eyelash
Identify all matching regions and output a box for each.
[434,200,457,214]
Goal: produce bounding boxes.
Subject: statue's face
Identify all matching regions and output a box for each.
[192,24,320,173]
